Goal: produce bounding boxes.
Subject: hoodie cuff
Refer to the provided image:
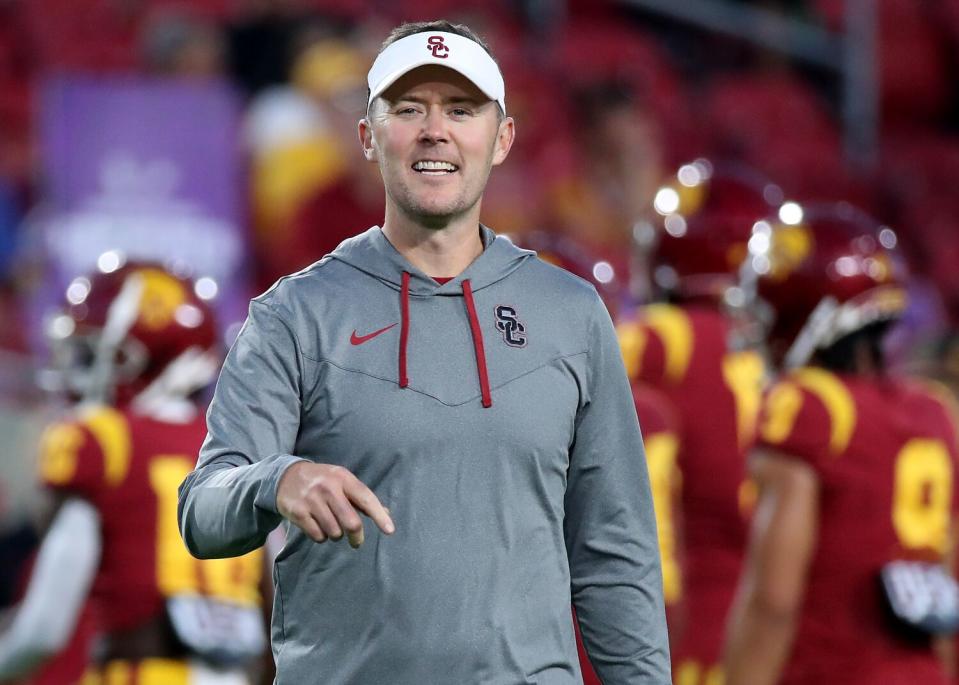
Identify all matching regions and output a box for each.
[254,453,310,515]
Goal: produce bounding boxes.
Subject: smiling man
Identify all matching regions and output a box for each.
[178,20,670,684]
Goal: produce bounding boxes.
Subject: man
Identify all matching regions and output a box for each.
[0,263,266,684]
[616,160,776,684]
[178,20,670,684]
[723,204,958,684]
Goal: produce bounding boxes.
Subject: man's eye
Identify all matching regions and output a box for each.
[397,107,419,115]
[450,108,471,117]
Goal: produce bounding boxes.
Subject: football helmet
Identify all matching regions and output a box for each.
[45,258,220,407]
[733,202,909,368]
[639,159,785,302]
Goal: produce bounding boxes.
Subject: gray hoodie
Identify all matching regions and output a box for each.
[178,226,670,684]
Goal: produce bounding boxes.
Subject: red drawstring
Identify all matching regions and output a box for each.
[462,279,493,408]
[397,273,492,408]
[399,271,410,388]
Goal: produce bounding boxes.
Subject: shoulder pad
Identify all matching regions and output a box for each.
[77,406,133,487]
[787,367,857,456]
[616,320,648,380]
[641,304,694,383]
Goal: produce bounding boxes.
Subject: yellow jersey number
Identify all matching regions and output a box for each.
[892,439,953,555]
[149,455,262,606]
[645,433,682,604]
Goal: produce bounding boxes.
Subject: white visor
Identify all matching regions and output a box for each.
[367,31,506,114]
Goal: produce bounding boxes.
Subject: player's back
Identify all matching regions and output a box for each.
[758,369,958,684]
[618,303,764,677]
[38,404,264,676]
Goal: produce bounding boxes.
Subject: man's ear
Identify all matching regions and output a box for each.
[491,116,515,167]
[358,117,378,162]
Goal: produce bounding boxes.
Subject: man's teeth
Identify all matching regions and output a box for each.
[413,161,458,172]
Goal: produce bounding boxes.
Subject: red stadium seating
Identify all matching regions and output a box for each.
[20,0,232,73]
[704,71,837,156]
[700,72,867,203]
[881,134,959,215]
[815,0,950,123]
[550,20,698,163]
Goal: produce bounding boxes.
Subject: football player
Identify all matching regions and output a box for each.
[0,262,267,684]
[617,159,780,684]
[723,204,958,685]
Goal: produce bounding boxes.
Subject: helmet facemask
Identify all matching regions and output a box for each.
[736,203,910,370]
[42,262,220,410]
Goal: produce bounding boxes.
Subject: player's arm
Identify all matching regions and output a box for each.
[723,449,818,685]
[936,514,959,680]
[566,294,671,684]
[0,496,100,680]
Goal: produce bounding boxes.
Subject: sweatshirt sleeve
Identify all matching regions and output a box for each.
[178,299,308,559]
[564,294,671,683]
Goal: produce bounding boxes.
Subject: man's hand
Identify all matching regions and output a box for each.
[276,462,395,548]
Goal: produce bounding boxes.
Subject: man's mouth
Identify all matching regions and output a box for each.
[412,160,459,175]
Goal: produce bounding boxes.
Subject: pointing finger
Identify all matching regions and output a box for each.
[343,479,395,536]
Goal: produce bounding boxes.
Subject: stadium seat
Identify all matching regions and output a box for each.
[704,72,837,156]
[551,19,697,163]
[815,0,950,123]
[881,134,959,215]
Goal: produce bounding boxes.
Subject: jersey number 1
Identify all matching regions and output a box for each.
[150,455,262,605]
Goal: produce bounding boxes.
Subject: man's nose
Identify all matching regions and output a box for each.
[418,107,449,144]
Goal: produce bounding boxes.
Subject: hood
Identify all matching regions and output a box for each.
[328,225,533,295]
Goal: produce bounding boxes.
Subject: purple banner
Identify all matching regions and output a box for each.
[32,75,251,345]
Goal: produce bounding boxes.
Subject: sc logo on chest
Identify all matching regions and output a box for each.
[495,305,527,348]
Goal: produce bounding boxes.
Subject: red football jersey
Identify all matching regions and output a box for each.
[758,368,959,685]
[578,383,682,685]
[37,406,263,635]
[633,384,683,614]
[617,303,764,681]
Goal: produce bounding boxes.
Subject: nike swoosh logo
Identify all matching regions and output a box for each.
[350,323,398,346]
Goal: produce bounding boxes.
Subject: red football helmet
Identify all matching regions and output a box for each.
[45,258,220,407]
[639,159,785,302]
[735,202,909,368]
[516,230,625,314]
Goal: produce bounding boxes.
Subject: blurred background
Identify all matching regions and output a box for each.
[0,0,957,680]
